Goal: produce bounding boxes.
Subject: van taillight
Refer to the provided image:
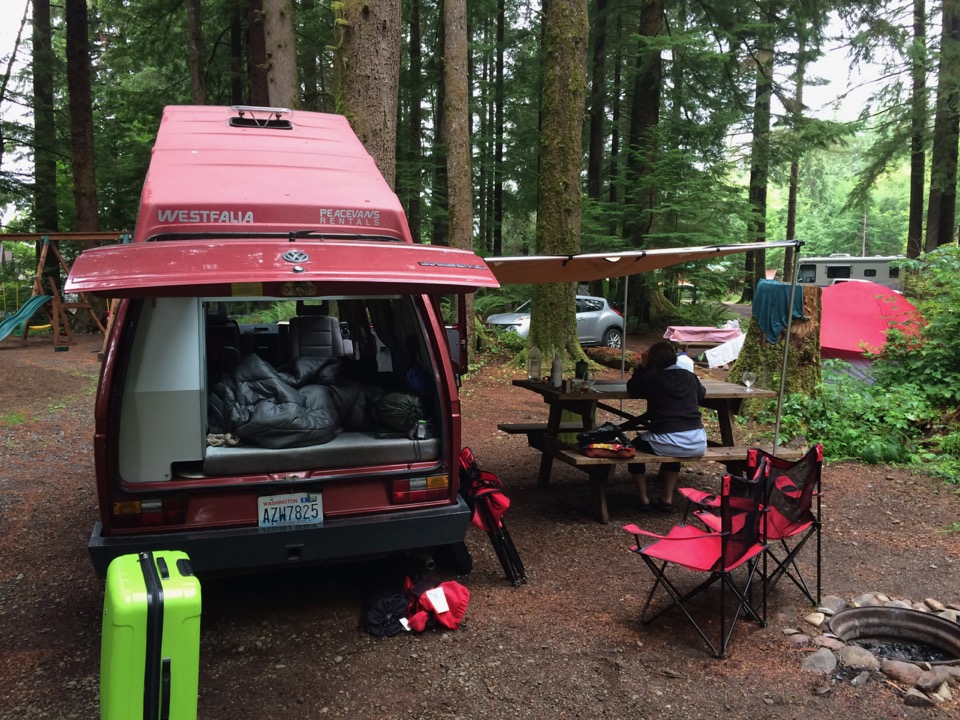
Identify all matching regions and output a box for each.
[391,475,449,503]
[111,497,185,528]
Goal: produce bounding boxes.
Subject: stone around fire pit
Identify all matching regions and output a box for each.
[790,592,960,709]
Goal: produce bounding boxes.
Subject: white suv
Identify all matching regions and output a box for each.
[485,295,624,348]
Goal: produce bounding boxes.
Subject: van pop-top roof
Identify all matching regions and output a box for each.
[66,106,499,297]
[132,105,412,242]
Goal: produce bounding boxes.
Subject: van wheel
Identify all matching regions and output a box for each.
[602,327,623,348]
[437,542,473,575]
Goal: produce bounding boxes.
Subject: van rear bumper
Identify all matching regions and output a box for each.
[88,496,471,578]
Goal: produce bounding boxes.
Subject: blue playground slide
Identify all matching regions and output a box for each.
[0,295,52,342]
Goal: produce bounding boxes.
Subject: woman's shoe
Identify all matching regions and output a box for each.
[654,500,675,513]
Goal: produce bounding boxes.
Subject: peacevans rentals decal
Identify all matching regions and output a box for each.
[319,208,381,226]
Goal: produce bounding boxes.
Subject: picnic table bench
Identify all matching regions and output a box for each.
[509,377,793,523]
[550,441,803,524]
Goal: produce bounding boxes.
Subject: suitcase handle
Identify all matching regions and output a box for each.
[139,552,165,720]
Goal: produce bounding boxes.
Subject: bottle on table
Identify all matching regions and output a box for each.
[550,353,563,388]
[676,351,695,372]
[527,345,542,381]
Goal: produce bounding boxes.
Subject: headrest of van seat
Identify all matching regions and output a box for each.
[296,300,331,316]
[288,315,344,359]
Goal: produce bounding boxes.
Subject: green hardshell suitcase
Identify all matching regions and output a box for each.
[100,551,202,720]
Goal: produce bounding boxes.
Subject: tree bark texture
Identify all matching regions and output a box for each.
[444,0,475,362]
[404,0,424,241]
[66,0,100,232]
[532,0,588,363]
[745,21,773,301]
[263,0,299,107]
[32,0,58,234]
[335,0,401,187]
[925,0,960,251]
[625,0,663,246]
[230,2,246,104]
[248,0,270,106]
[186,0,208,103]
[907,0,927,259]
[587,0,608,200]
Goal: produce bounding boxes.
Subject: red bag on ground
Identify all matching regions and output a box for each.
[404,577,470,632]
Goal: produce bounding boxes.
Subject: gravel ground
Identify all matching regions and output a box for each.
[1,332,958,719]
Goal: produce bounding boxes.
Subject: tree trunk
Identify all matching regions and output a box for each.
[608,15,622,236]
[430,5,448,245]
[230,1,246,104]
[335,0,401,187]
[730,285,822,405]
[907,0,927,259]
[32,0,60,294]
[248,0,270,106]
[744,16,773,301]
[925,0,960,251]
[623,1,663,324]
[624,0,663,248]
[444,0,475,364]
[531,0,589,366]
[493,0,505,255]
[405,0,424,241]
[66,0,99,233]
[185,0,207,103]
[587,0,607,200]
[32,0,58,235]
[263,0,298,108]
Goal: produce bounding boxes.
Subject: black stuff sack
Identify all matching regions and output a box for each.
[576,422,631,448]
[362,590,410,638]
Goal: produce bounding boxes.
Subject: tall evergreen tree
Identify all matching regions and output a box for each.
[925,0,960,250]
[335,0,402,186]
[531,0,589,363]
[263,0,299,107]
[66,0,99,232]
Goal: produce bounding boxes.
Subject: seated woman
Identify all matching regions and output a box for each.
[625,340,707,512]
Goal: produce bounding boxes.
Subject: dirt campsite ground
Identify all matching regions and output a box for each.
[1,331,958,719]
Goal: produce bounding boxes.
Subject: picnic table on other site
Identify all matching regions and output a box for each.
[503,377,799,523]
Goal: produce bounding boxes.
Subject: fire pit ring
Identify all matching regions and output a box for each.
[828,607,960,665]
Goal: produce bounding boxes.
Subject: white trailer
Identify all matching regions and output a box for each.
[796,254,904,291]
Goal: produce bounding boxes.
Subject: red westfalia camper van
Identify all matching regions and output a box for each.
[66,106,499,577]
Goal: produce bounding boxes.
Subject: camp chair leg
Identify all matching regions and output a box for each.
[763,525,820,605]
[497,520,528,583]
[638,555,765,659]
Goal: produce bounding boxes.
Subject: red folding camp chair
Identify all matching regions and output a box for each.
[749,444,823,604]
[622,458,770,659]
[686,444,824,606]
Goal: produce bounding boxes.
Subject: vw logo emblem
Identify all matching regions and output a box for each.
[282,249,310,263]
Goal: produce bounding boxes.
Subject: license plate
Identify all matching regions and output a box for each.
[258,492,323,528]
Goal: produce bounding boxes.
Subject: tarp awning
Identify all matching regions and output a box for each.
[485,240,800,285]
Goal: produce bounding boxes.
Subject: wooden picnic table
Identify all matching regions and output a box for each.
[507,377,794,523]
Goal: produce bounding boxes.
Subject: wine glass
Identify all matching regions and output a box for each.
[584,370,596,392]
[741,371,756,392]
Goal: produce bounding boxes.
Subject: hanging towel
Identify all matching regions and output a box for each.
[752,280,806,344]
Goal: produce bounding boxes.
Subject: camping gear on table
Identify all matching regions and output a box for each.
[459,447,528,586]
[100,550,202,720]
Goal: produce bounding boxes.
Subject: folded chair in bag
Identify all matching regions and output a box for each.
[459,447,528,586]
[622,459,769,658]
